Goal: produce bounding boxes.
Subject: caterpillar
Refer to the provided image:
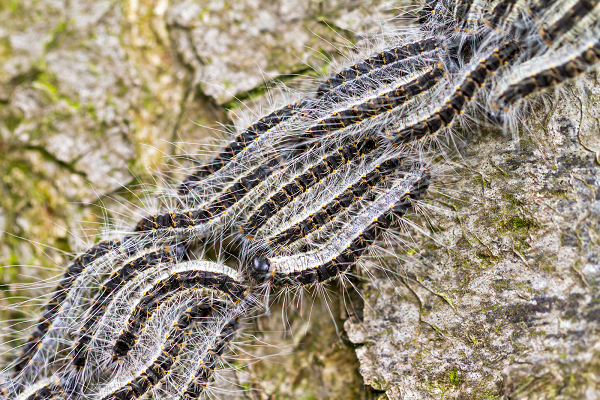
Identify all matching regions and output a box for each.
[110,262,247,362]
[15,379,62,400]
[4,239,152,396]
[316,36,445,99]
[389,39,522,145]
[177,100,308,199]
[135,158,283,238]
[100,301,216,400]
[485,0,529,30]
[15,258,247,400]
[494,33,600,111]
[241,146,410,259]
[539,0,600,46]
[22,301,238,400]
[301,65,448,142]
[243,137,381,239]
[453,0,474,27]
[70,246,183,370]
[249,164,431,287]
[10,239,123,377]
[261,156,406,253]
[179,318,239,400]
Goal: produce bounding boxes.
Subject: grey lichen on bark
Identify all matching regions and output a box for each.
[345,86,600,399]
[0,0,599,399]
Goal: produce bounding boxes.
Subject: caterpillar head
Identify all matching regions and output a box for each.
[249,256,271,283]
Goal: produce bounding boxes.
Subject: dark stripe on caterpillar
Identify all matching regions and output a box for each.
[70,246,183,370]
[177,101,307,198]
[540,0,599,45]
[23,380,63,400]
[243,137,380,239]
[11,239,124,377]
[265,157,405,251]
[110,264,247,361]
[304,65,446,141]
[454,0,474,26]
[486,0,519,28]
[419,0,439,25]
[100,302,216,400]
[180,318,239,399]
[316,37,443,99]
[390,39,521,144]
[135,158,282,234]
[528,0,553,19]
[548,1,600,48]
[495,37,600,109]
[320,44,447,105]
[249,164,431,286]
[449,0,487,34]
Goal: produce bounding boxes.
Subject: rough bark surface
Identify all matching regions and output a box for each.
[346,88,600,399]
[0,1,598,399]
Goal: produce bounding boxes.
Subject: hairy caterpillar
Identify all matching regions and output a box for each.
[494,33,600,111]
[71,246,183,370]
[135,158,283,238]
[539,0,599,45]
[2,0,600,399]
[110,263,247,361]
[178,318,239,400]
[243,137,381,239]
[301,65,448,143]
[316,36,445,98]
[389,39,522,145]
[15,379,63,400]
[264,157,406,252]
[17,259,248,400]
[249,164,430,286]
[11,240,123,377]
[177,101,307,199]
[100,302,216,400]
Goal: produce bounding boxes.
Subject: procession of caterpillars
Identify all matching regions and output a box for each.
[2,0,599,398]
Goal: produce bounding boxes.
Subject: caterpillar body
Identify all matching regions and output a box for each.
[249,164,431,287]
[11,239,123,377]
[389,39,522,145]
[110,262,246,362]
[264,157,406,253]
[242,137,381,239]
[539,0,600,46]
[316,36,445,98]
[494,33,600,111]
[71,246,183,370]
[177,101,307,199]
[100,302,216,400]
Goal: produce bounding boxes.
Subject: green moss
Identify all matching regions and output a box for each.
[34,71,59,95]
[499,215,539,237]
[477,252,499,263]
[472,388,499,400]
[0,0,19,12]
[33,71,81,109]
[0,36,13,60]
[5,110,23,132]
[45,20,69,51]
[549,189,568,198]
[500,192,518,208]
[510,216,536,230]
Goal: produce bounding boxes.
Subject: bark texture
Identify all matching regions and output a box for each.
[346,88,600,399]
[0,1,598,399]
